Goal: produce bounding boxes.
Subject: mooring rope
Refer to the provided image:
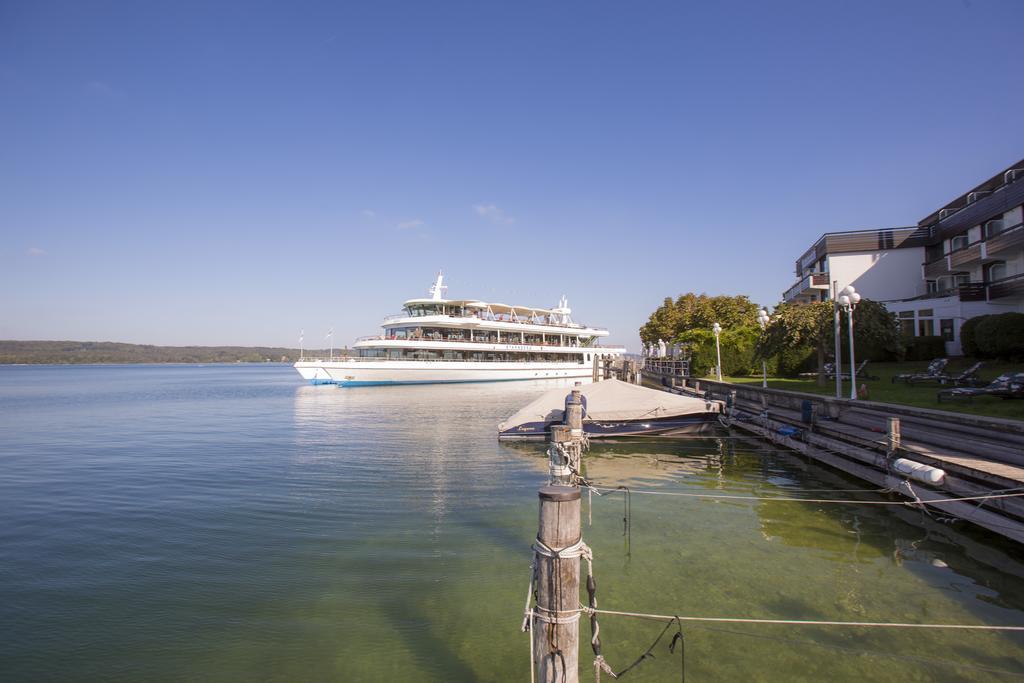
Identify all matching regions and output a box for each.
[579,607,1024,631]
[587,485,1024,507]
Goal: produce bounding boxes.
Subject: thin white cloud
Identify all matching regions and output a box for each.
[473,203,514,225]
[361,209,376,219]
[27,247,47,256]
[83,80,116,97]
[397,218,425,229]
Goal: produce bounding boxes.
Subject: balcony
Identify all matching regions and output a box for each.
[783,272,830,302]
[989,273,1024,300]
[985,221,1024,257]
[949,242,983,269]
[956,283,989,301]
[923,257,950,278]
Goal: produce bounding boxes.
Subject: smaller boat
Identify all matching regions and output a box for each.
[498,379,722,439]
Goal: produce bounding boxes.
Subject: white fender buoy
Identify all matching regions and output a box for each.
[892,458,946,486]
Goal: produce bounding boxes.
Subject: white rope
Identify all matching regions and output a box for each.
[580,606,1024,631]
[587,485,1024,507]
[528,609,535,683]
[532,537,591,560]
[521,562,536,633]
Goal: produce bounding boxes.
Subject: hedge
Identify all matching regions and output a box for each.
[904,335,947,361]
[974,312,1024,360]
[959,315,987,358]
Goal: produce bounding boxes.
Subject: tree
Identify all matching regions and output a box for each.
[640,293,760,345]
[756,300,902,385]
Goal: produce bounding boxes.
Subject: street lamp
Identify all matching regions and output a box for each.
[837,285,862,400]
[712,322,723,382]
[756,308,770,388]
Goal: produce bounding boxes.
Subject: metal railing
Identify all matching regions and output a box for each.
[377,311,607,332]
[784,272,830,301]
[921,221,1024,267]
[352,334,609,348]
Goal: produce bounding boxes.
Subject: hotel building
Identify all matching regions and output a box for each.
[782,159,1024,355]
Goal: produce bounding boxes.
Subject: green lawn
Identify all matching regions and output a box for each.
[721,359,1024,421]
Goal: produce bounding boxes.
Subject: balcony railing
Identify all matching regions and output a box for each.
[381,311,607,332]
[920,221,1024,280]
[783,272,830,302]
[353,334,617,348]
[989,272,1024,300]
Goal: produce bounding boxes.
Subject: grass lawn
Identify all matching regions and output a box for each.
[722,359,1024,421]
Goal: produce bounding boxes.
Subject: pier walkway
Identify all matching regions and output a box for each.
[644,372,1024,542]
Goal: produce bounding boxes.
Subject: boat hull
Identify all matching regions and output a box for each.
[498,413,719,439]
[293,360,597,386]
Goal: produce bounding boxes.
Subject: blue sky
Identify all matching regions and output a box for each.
[2,0,1023,351]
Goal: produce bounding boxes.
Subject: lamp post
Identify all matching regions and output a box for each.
[837,286,861,400]
[832,280,842,399]
[756,308,770,389]
[712,322,723,382]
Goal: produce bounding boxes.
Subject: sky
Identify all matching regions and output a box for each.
[2,0,1023,352]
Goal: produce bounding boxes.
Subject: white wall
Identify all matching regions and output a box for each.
[825,247,924,301]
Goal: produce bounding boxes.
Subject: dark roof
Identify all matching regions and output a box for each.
[918,158,1024,227]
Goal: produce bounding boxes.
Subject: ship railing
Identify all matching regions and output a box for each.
[354,335,622,348]
[380,312,607,332]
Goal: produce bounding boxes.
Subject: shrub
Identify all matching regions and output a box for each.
[904,335,947,361]
[959,315,989,358]
[974,312,1024,361]
[678,326,760,377]
[777,346,816,377]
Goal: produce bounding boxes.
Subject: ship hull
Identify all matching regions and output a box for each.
[293,360,597,386]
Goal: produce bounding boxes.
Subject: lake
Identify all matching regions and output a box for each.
[1,364,1022,681]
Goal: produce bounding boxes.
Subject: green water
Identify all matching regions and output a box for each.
[1,365,1022,681]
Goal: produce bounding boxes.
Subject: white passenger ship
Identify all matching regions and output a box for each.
[294,273,625,386]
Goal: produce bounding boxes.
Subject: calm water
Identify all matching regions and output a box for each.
[1,364,1023,682]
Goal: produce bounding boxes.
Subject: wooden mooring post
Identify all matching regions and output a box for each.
[888,417,901,454]
[549,425,573,485]
[533,485,581,683]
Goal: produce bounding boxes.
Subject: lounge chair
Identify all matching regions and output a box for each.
[921,361,985,387]
[848,359,878,381]
[938,372,1024,403]
[893,358,948,384]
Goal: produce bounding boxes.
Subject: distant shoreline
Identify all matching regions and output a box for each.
[0,340,349,365]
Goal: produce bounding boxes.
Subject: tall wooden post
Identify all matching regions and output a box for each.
[534,486,581,683]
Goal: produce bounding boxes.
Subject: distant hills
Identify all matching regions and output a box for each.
[0,341,350,365]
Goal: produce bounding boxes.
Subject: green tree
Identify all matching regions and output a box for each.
[756,300,902,385]
[640,293,760,345]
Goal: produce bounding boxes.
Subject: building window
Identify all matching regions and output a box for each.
[898,311,915,337]
[984,219,1006,238]
[985,261,1007,283]
[950,234,969,252]
[926,280,938,293]
[918,309,933,317]
[918,319,935,336]
[940,319,954,342]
